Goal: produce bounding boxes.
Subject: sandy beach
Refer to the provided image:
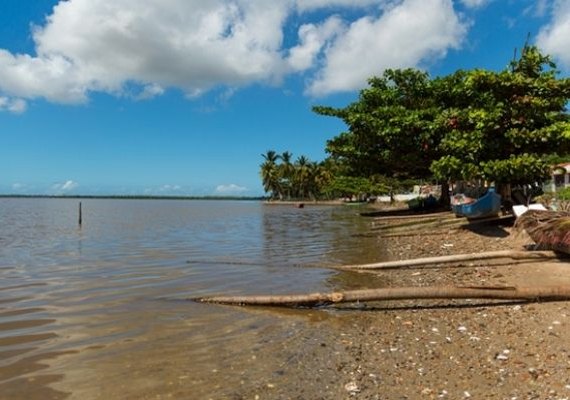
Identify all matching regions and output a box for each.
[224,212,570,400]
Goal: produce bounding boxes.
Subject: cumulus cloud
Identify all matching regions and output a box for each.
[287,16,345,72]
[0,96,27,113]
[0,0,469,103]
[306,0,468,95]
[215,183,248,194]
[0,0,291,103]
[52,180,79,192]
[537,0,570,69]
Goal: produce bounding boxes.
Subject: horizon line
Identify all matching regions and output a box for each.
[0,194,266,201]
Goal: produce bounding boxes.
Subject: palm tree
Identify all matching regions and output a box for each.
[260,150,281,199]
[294,156,311,199]
[310,162,334,199]
[279,151,294,200]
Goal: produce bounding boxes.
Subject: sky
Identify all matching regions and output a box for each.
[1,0,569,196]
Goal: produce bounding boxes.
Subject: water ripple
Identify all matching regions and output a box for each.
[0,199,386,398]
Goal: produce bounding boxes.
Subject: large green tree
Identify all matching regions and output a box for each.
[431,46,570,187]
[314,68,441,180]
[314,46,570,205]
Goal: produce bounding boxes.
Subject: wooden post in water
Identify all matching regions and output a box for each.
[78,202,82,226]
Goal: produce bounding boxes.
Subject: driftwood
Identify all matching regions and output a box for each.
[194,285,570,307]
[335,250,559,271]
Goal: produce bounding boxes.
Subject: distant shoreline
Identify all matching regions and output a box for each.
[0,194,265,201]
[263,199,344,206]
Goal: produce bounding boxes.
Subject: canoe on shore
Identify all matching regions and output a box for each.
[451,188,501,219]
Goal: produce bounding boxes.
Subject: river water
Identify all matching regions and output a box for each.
[0,198,387,399]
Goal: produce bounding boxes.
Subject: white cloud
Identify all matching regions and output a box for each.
[307,0,468,95]
[11,183,26,191]
[52,180,79,192]
[215,183,248,194]
[134,84,165,101]
[459,0,491,9]
[0,0,292,103]
[158,184,182,192]
[295,0,380,12]
[0,0,470,103]
[537,0,570,69]
[287,16,345,72]
[0,96,27,113]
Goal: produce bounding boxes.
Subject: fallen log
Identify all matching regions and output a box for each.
[372,211,454,221]
[194,285,570,307]
[336,250,560,270]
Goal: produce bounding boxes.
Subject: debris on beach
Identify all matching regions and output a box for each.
[515,210,570,254]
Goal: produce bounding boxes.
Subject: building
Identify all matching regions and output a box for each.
[550,162,570,191]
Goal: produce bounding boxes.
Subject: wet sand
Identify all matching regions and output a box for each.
[225,217,570,400]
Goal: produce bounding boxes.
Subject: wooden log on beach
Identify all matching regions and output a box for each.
[336,250,560,271]
[194,285,570,307]
[372,211,454,221]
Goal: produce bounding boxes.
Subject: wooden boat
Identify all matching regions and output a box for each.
[514,210,570,254]
[451,187,501,219]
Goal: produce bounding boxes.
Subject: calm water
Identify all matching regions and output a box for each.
[0,198,386,399]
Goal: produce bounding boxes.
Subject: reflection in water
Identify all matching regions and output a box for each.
[0,199,386,399]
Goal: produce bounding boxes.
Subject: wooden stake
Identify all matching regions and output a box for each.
[78,202,82,226]
[194,285,570,307]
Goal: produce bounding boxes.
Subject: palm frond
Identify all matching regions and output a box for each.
[514,210,570,254]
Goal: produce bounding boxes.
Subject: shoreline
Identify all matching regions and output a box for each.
[232,213,570,399]
[263,199,345,206]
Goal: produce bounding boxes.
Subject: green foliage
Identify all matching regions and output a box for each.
[480,154,551,184]
[259,150,335,200]
[431,46,570,184]
[314,44,570,190]
[545,153,570,165]
[314,68,440,180]
[557,187,570,201]
[430,156,480,181]
[324,176,375,197]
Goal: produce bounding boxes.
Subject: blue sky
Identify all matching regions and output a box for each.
[1,0,569,196]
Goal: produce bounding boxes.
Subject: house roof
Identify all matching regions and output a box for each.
[553,163,570,174]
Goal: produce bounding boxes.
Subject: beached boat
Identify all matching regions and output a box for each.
[451,187,501,219]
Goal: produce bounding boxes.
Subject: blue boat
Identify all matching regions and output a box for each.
[451,187,502,219]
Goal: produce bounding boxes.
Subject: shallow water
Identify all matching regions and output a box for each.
[0,198,386,399]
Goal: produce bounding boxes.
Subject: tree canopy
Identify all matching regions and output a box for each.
[259,151,334,200]
[431,46,570,185]
[314,68,441,180]
[313,45,570,193]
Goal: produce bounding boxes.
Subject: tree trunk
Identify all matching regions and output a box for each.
[336,250,559,270]
[440,181,451,207]
[194,285,570,307]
